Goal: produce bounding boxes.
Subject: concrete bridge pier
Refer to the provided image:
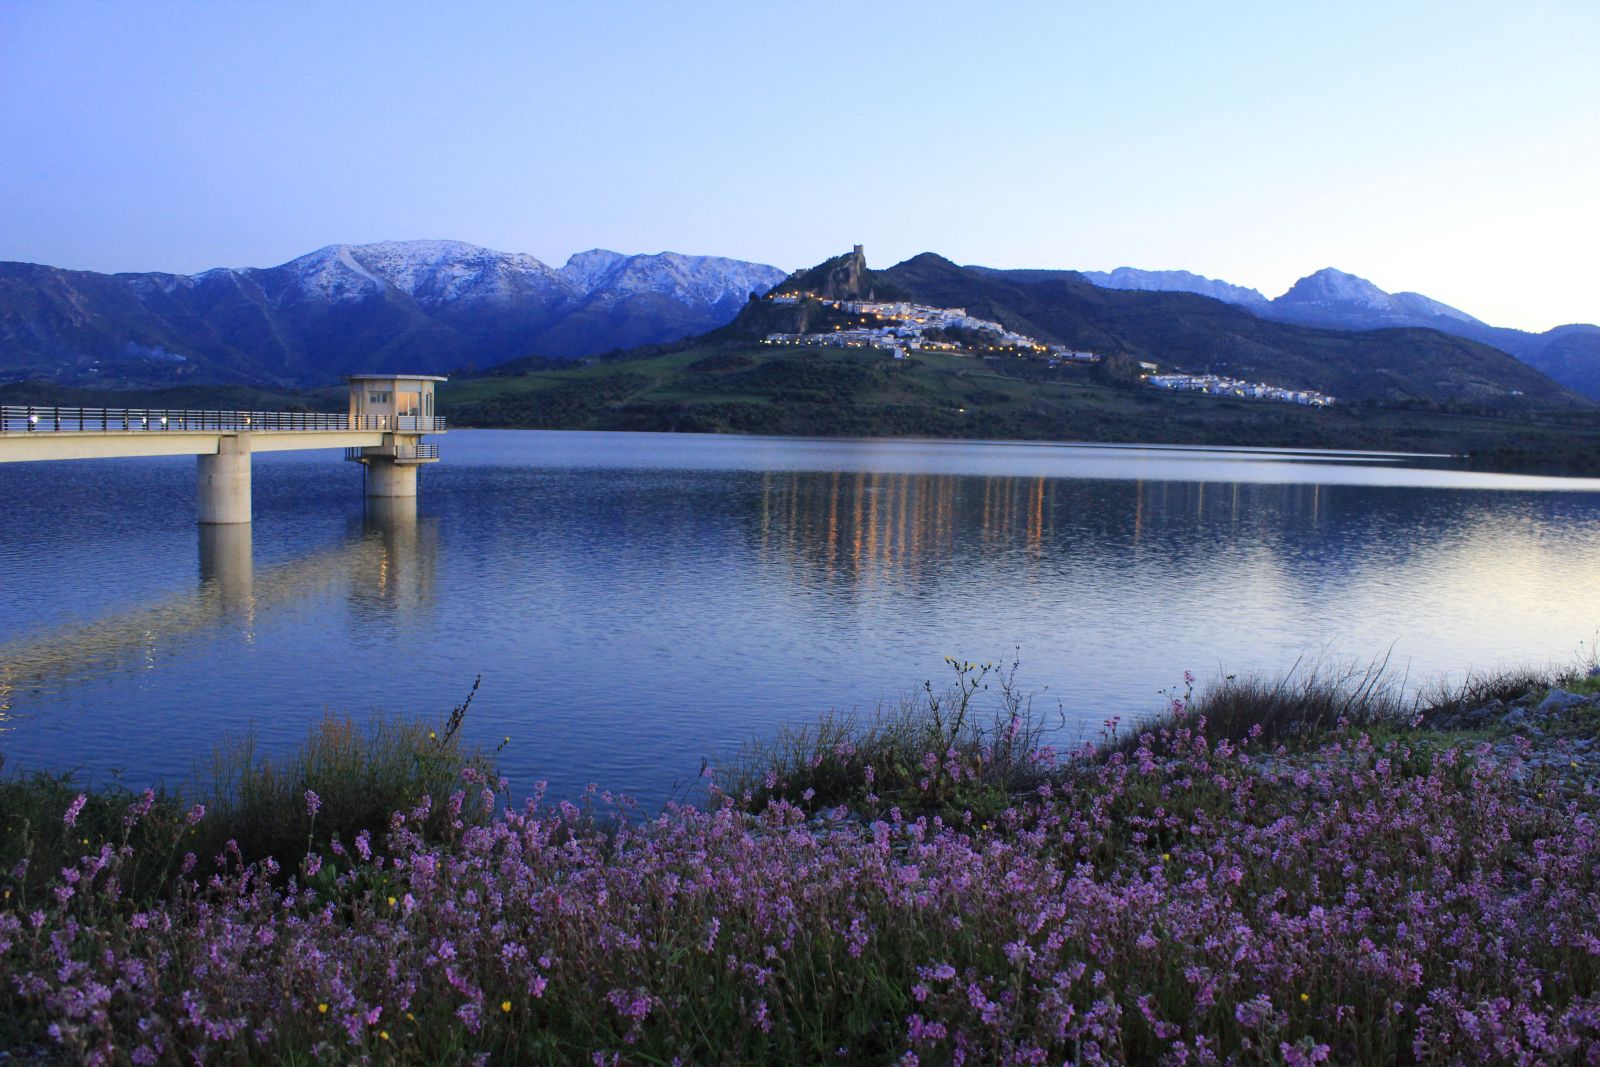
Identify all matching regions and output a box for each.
[198,434,252,524]
[364,494,418,525]
[364,454,420,498]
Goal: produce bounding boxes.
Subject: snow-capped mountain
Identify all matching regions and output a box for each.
[282,240,570,306]
[558,249,789,312]
[0,241,787,387]
[1076,267,1269,309]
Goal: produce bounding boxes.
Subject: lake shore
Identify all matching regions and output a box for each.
[4,659,1599,1063]
[10,362,1600,476]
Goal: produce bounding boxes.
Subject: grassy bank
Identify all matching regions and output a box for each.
[0,680,494,911]
[3,660,1599,1064]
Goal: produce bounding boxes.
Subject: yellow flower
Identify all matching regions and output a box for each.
[387,896,397,907]
[501,1000,512,1013]
[406,1012,415,1022]
[1300,993,1310,1003]
[1161,853,1171,863]
[380,1030,389,1041]
[318,1003,328,1014]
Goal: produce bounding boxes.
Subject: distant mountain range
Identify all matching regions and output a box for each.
[2,238,1594,406]
[0,241,787,387]
[1028,264,1600,400]
[734,249,1583,409]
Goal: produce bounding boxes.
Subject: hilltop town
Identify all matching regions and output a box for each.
[763,295,1102,364]
[759,248,1337,408]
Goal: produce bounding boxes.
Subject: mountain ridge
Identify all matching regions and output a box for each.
[1051,263,1599,399]
[730,250,1584,410]
[5,239,1595,403]
[0,241,787,388]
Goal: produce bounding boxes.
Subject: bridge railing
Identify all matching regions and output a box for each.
[0,406,446,434]
[345,442,441,461]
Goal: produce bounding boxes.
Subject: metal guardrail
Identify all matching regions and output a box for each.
[0,406,445,434]
[345,443,440,461]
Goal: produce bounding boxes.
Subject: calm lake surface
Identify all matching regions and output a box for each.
[2,429,1599,806]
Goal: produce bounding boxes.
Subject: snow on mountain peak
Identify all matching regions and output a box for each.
[278,244,389,301]
[559,250,786,308]
[275,240,568,304]
[560,249,631,291]
[159,240,784,313]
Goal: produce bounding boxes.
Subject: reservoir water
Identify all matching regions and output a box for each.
[2,429,1598,807]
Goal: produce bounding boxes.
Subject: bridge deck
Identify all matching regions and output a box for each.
[0,405,445,463]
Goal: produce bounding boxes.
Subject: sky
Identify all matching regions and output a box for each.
[1,1,1595,333]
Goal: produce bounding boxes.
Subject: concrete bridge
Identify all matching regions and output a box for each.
[0,374,445,523]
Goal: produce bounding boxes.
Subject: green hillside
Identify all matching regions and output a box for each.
[442,344,1600,469]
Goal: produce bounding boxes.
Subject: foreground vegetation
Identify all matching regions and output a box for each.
[3,659,1600,1064]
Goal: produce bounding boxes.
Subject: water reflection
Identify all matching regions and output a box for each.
[747,471,1347,592]
[0,502,435,710]
[3,432,1599,806]
[349,496,438,618]
[198,523,255,618]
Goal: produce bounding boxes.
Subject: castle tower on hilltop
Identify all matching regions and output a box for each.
[820,244,868,300]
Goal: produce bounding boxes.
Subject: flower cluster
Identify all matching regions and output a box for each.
[3,719,1598,1064]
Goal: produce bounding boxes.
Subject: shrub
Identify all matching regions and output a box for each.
[0,678,494,908]
[195,678,495,871]
[715,657,1057,820]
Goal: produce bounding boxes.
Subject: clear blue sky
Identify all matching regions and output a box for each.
[2,0,1595,331]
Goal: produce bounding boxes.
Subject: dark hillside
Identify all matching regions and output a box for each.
[876,254,1582,410]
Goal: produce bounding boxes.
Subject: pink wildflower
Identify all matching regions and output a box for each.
[63,794,87,828]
